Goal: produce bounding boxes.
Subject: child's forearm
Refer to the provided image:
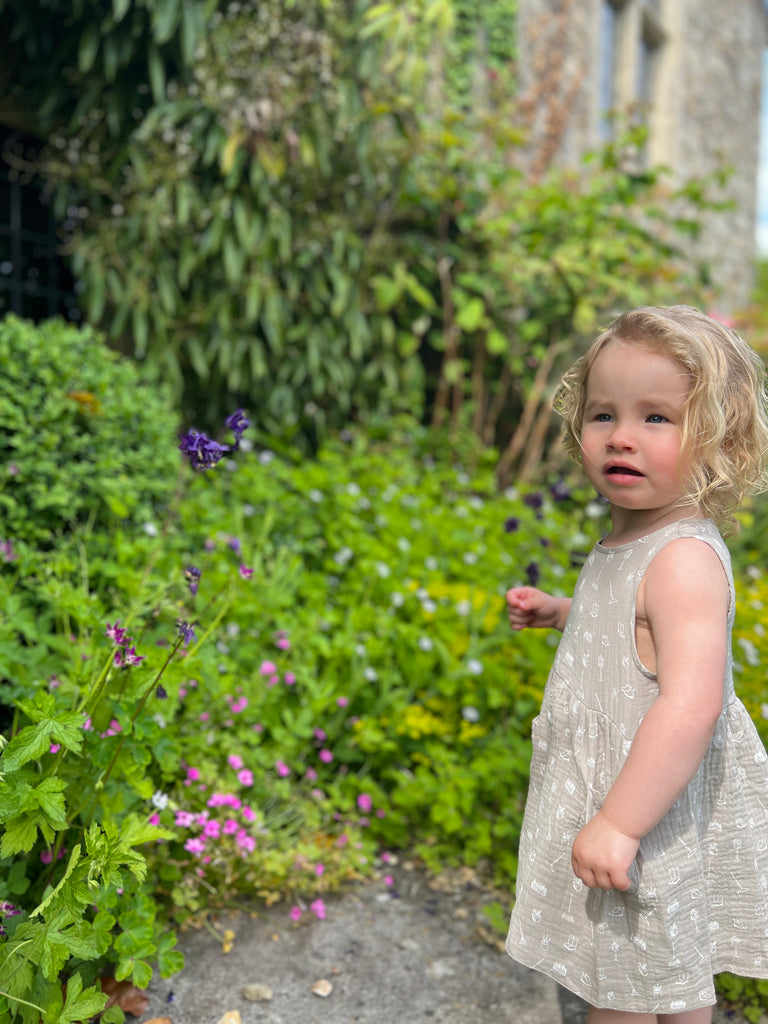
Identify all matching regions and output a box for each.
[598,693,720,840]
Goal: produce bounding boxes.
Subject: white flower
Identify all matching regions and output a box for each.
[346,482,361,496]
[226,622,241,638]
[258,449,275,465]
[143,522,159,537]
[421,599,437,614]
[242,502,255,517]
[239,437,254,453]
[424,557,438,571]
[375,514,388,528]
[376,562,391,578]
[762,704,768,720]
[390,592,404,607]
[455,600,472,617]
[469,496,485,511]
[216,640,230,655]
[463,552,478,565]
[418,636,434,652]
[466,658,483,676]
[309,489,324,504]
[151,791,169,810]
[397,537,411,552]
[737,637,761,667]
[363,667,378,681]
[585,501,609,519]
[334,546,354,566]
[461,705,480,723]
[355,643,367,657]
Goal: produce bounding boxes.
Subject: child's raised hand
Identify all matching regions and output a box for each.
[506,586,569,631]
[571,811,639,893]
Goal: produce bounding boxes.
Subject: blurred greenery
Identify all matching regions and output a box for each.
[2,0,729,473]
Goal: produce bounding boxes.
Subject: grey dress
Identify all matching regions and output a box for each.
[506,518,768,1014]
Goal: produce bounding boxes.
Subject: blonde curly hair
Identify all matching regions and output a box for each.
[555,305,768,533]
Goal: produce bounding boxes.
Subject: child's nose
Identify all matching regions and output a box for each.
[607,422,637,449]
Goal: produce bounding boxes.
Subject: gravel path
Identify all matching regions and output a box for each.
[135,861,759,1024]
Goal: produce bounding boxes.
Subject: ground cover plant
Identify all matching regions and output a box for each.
[2,319,768,1019]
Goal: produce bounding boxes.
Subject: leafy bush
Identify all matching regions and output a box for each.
[0,315,178,546]
[4,406,768,1017]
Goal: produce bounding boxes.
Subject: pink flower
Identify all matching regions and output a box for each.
[289,906,302,922]
[237,769,254,786]
[186,767,200,782]
[336,696,349,708]
[284,671,296,685]
[184,837,206,855]
[239,565,254,579]
[259,660,278,676]
[40,850,53,864]
[148,813,160,826]
[384,875,394,887]
[50,743,60,754]
[223,818,239,835]
[275,760,290,778]
[227,754,244,771]
[315,863,325,877]
[276,637,290,650]
[310,898,326,920]
[357,793,373,813]
[236,830,256,853]
[231,697,248,713]
[314,728,326,742]
[319,749,333,764]
[175,811,196,827]
[241,806,256,822]
[305,767,318,782]
[199,712,210,722]
[203,820,221,838]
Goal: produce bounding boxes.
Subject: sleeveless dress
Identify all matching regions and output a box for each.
[505,518,768,1014]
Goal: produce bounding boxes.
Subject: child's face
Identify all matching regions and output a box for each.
[580,340,691,520]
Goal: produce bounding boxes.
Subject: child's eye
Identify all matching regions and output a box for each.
[594,413,612,422]
[646,413,668,424]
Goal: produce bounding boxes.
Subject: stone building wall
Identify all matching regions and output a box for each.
[515,0,767,312]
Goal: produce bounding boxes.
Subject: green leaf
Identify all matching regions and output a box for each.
[78,24,100,73]
[455,296,486,332]
[59,969,108,1024]
[0,815,38,856]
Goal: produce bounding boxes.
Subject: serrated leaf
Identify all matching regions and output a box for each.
[0,816,39,857]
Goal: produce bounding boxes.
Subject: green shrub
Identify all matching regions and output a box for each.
[0,315,179,547]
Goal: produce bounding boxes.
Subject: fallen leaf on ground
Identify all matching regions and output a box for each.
[100,978,150,1017]
[311,979,333,998]
[142,1019,172,1024]
[216,1012,242,1024]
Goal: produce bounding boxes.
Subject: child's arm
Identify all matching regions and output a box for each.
[570,539,728,892]
[506,586,572,632]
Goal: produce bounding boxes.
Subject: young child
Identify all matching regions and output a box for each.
[504,306,768,1024]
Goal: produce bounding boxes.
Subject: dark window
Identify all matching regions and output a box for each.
[0,130,79,322]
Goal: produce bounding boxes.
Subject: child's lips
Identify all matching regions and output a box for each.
[604,462,644,479]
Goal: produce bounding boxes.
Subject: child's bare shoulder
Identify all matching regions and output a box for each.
[641,536,729,613]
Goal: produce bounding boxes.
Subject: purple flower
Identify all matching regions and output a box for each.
[0,539,16,563]
[550,480,571,502]
[179,430,229,471]
[525,561,540,587]
[105,621,127,645]
[504,517,520,534]
[225,409,250,451]
[177,621,196,648]
[185,565,202,596]
[123,645,145,667]
[523,492,544,510]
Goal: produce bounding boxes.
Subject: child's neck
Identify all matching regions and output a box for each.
[602,505,704,547]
